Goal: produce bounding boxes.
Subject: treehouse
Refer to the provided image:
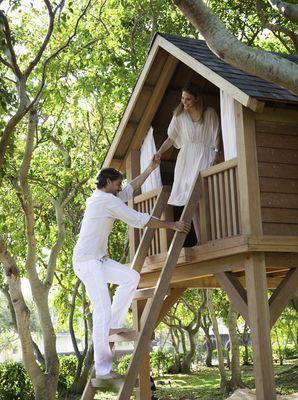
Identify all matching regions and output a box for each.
[82,33,298,400]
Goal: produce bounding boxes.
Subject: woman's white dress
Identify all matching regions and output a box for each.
[167,107,219,206]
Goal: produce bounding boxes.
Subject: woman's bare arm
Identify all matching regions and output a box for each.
[156,137,174,156]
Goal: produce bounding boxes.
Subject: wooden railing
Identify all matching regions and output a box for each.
[199,158,241,242]
[130,186,173,263]
[129,160,241,264]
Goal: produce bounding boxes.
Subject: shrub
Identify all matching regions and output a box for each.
[113,354,132,375]
[58,355,78,390]
[0,361,34,400]
[151,350,175,376]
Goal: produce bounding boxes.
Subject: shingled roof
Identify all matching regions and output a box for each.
[159,33,298,103]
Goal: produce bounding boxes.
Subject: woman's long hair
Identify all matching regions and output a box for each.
[174,83,205,122]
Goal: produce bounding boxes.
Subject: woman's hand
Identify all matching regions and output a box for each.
[149,154,161,171]
[173,221,191,233]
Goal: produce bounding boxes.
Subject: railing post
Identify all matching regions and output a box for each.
[198,173,209,243]
[126,150,141,262]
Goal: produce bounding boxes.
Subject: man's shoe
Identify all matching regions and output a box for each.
[95,371,122,380]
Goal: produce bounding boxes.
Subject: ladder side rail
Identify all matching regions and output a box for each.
[117,172,201,400]
[131,186,171,272]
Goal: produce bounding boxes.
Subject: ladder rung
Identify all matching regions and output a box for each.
[109,330,139,342]
[134,287,171,300]
[91,377,140,389]
[91,377,124,389]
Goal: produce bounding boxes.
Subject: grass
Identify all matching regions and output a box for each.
[92,361,298,400]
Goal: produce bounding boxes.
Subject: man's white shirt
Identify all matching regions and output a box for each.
[73,184,150,262]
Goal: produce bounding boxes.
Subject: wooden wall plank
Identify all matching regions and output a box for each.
[263,223,298,236]
[259,177,298,194]
[256,133,298,150]
[258,162,298,179]
[257,147,298,165]
[260,192,298,209]
[261,208,298,224]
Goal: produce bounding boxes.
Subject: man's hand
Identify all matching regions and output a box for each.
[149,154,161,171]
[173,221,191,233]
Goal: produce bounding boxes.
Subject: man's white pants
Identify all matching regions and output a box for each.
[73,257,140,376]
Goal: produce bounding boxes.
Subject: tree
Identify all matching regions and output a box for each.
[226,304,246,390]
[173,0,298,93]
[207,289,228,393]
[0,2,95,399]
[163,289,207,373]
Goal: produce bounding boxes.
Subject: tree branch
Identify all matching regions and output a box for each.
[268,0,298,23]
[23,0,57,77]
[256,0,298,53]
[0,10,22,78]
[173,0,298,94]
[26,0,93,113]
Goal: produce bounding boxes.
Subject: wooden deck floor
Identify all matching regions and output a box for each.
[137,235,298,289]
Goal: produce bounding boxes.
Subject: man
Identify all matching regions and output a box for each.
[73,157,190,379]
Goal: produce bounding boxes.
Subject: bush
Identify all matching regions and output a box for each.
[240,345,253,365]
[151,350,175,376]
[283,346,298,360]
[58,355,78,390]
[0,361,34,400]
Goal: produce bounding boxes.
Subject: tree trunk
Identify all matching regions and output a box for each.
[181,329,197,373]
[227,304,246,389]
[169,326,182,373]
[241,322,250,366]
[201,315,213,367]
[207,289,228,393]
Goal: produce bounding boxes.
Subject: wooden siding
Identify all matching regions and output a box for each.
[256,119,298,236]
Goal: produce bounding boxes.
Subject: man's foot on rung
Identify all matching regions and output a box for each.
[95,371,123,380]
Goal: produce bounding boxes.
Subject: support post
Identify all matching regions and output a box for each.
[126,150,141,261]
[245,253,276,400]
[132,299,151,400]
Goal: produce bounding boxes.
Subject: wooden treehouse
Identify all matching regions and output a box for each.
[82,33,298,400]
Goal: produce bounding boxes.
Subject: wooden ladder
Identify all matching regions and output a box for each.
[80,174,201,400]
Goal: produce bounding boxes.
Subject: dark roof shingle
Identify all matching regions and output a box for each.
[160,33,298,103]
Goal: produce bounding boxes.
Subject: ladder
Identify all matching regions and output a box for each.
[80,173,201,400]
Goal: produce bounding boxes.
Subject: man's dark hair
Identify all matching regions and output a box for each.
[96,168,123,189]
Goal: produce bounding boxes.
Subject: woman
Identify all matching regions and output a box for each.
[156,83,219,244]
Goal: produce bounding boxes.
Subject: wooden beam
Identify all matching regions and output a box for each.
[245,253,276,400]
[132,299,151,400]
[103,41,164,168]
[139,253,247,288]
[269,267,298,327]
[126,150,141,262]
[80,366,96,400]
[143,235,249,270]
[235,103,263,235]
[121,54,179,169]
[215,271,249,325]
[170,274,283,289]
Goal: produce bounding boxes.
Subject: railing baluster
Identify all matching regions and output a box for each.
[229,168,238,235]
[208,176,216,240]
[224,170,232,237]
[213,174,221,239]
[218,172,226,237]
